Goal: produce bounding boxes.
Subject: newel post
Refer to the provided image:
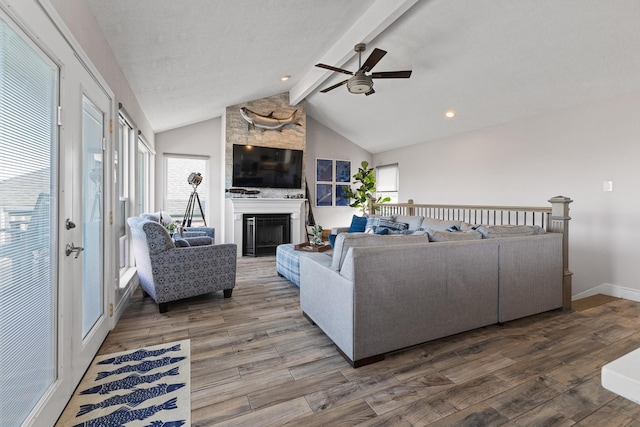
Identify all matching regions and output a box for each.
[407,199,415,216]
[548,196,573,310]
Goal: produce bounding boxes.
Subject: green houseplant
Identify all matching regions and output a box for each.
[343,161,390,215]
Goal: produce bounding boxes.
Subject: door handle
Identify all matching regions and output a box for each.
[66,243,84,258]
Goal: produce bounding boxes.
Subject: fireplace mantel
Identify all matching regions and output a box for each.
[225,198,306,257]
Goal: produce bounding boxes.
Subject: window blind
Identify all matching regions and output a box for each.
[0,18,58,425]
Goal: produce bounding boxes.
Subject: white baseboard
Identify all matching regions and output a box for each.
[572,283,640,303]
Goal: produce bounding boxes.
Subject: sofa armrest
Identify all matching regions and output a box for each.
[300,255,355,359]
[497,234,563,322]
[331,227,350,235]
[183,236,213,246]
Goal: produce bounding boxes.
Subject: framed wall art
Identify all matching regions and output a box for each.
[335,184,351,207]
[316,159,333,182]
[316,183,333,207]
[335,160,351,183]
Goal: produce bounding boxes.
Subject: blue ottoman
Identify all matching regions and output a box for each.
[276,244,302,286]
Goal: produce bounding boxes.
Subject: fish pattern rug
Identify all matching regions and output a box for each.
[56,340,190,427]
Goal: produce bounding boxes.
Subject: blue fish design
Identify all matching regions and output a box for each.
[144,421,186,427]
[76,383,185,416]
[73,397,178,427]
[96,357,186,380]
[98,344,181,365]
[80,367,180,395]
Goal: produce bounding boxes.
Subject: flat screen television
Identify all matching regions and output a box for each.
[232,144,303,189]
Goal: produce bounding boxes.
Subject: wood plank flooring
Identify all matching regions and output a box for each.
[86,257,640,426]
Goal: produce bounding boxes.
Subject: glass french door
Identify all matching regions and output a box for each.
[1,2,113,424]
[67,81,111,385]
[0,12,58,426]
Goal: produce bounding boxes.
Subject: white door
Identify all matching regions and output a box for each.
[0,12,60,426]
[65,79,112,385]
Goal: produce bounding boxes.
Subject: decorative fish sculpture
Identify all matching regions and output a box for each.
[144,421,186,427]
[95,356,186,380]
[76,383,185,416]
[239,107,301,132]
[80,367,180,395]
[98,344,181,365]
[73,397,177,427]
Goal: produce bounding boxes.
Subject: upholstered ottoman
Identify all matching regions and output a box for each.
[276,244,302,286]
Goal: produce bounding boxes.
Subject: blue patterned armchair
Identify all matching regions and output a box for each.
[127,217,236,313]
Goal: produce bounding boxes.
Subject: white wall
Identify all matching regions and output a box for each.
[373,92,640,296]
[306,116,372,230]
[155,118,224,235]
[50,0,154,143]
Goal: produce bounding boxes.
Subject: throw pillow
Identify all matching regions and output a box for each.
[420,217,462,232]
[174,236,191,247]
[393,215,424,231]
[348,215,368,233]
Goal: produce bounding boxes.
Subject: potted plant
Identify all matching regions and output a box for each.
[310,224,323,246]
[343,161,391,215]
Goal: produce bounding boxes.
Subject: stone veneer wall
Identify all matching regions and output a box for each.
[224,92,306,198]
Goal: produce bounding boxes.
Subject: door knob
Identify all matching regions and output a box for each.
[65,243,84,258]
[66,219,76,230]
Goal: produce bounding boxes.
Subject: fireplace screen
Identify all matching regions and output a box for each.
[243,214,291,256]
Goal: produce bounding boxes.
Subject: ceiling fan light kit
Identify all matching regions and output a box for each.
[316,43,411,96]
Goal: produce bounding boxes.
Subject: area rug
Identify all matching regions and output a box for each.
[57,339,190,427]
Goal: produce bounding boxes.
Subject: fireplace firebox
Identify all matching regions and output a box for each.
[243,214,291,257]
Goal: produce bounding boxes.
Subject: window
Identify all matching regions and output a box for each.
[376,163,399,203]
[164,155,208,226]
[136,137,152,215]
[117,116,132,272]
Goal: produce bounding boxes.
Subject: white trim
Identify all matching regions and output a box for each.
[572,283,640,303]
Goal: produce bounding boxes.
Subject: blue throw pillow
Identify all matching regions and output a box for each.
[348,215,367,233]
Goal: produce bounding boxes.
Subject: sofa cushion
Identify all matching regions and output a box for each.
[420,217,463,232]
[393,215,425,231]
[348,215,368,233]
[331,232,428,271]
[477,224,545,238]
[427,230,483,242]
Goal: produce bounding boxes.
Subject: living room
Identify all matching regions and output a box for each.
[3,0,640,425]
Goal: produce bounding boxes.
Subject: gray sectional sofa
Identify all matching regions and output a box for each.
[300,225,563,367]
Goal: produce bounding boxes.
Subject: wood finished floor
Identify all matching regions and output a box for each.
[92,257,640,426]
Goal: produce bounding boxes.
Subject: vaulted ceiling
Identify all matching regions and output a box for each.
[85,0,640,153]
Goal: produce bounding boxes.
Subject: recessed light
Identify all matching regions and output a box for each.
[445,110,456,118]
[281,75,291,81]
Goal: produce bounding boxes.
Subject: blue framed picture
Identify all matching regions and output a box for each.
[335,160,351,183]
[316,183,333,207]
[335,184,351,206]
[316,159,333,182]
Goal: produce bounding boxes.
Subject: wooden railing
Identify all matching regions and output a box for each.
[370,196,574,310]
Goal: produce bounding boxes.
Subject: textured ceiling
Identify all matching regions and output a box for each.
[85,0,640,153]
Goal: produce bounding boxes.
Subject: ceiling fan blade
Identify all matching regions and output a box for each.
[365,88,375,96]
[370,70,412,79]
[360,48,387,72]
[320,79,349,93]
[315,63,353,75]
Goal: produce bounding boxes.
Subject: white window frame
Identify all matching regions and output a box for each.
[376,163,399,203]
[163,153,210,227]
